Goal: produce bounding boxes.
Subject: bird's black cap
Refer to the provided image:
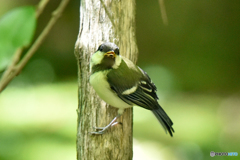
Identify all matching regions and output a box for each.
[97,42,120,55]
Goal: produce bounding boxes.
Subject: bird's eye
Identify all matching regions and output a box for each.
[114,48,119,55]
[97,45,103,52]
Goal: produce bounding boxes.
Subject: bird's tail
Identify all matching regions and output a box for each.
[152,104,174,137]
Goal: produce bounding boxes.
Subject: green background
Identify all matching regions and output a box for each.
[0,0,239,160]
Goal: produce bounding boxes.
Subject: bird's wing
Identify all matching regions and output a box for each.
[107,64,159,110]
[107,63,174,136]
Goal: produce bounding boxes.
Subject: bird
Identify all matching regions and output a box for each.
[89,42,174,137]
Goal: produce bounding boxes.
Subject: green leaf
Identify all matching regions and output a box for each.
[0,6,36,71]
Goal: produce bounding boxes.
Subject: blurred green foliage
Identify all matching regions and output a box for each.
[0,0,239,160]
[136,0,240,93]
[0,6,36,71]
[1,0,239,93]
[1,84,239,160]
[0,84,76,160]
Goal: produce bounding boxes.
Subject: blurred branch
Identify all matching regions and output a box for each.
[0,0,70,93]
[36,0,50,18]
[0,48,23,82]
[0,0,49,87]
[158,0,168,25]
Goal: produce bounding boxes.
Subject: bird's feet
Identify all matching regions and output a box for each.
[90,116,122,135]
[90,126,108,135]
[90,121,121,135]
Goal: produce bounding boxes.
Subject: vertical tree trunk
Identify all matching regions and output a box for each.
[74,0,138,159]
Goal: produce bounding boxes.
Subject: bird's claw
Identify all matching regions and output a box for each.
[90,126,108,135]
[93,126,105,130]
[90,130,105,135]
[90,115,122,135]
[90,121,121,135]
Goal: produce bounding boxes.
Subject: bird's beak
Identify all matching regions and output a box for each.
[104,51,116,58]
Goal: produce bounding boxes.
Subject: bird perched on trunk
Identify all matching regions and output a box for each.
[90,42,174,137]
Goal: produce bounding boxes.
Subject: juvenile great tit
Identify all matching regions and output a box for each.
[90,42,174,137]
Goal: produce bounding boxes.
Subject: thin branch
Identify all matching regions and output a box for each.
[36,0,50,18]
[159,0,168,26]
[0,0,70,93]
[0,48,23,81]
[16,0,69,72]
[0,0,50,86]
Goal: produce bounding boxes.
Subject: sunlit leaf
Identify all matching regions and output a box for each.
[0,6,36,71]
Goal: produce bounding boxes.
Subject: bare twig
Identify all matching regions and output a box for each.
[158,0,168,25]
[0,0,70,93]
[16,0,70,73]
[36,0,50,18]
[0,0,49,85]
[0,48,23,81]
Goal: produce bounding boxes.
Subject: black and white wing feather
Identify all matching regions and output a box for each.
[107,62,174,136]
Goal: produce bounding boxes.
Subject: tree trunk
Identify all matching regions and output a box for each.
[74,0,138,159]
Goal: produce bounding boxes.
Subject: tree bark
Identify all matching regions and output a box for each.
[74,0,138,159]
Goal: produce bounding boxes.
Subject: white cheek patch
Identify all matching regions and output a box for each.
[90,51,104,67]
[112,55,122,69]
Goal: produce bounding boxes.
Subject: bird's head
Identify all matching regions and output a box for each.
[90,42,122,71]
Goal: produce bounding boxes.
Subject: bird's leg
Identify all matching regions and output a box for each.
[91,114,121,135]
